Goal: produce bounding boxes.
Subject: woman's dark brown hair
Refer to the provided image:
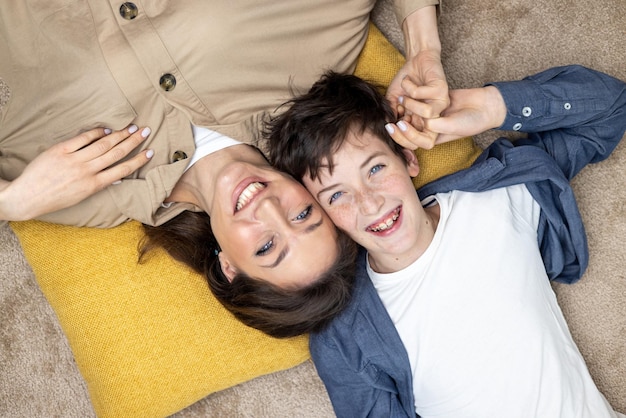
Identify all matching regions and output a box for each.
[140,210,357,338]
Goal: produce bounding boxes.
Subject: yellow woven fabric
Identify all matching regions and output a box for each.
[9,23,480,418]
[11,220,310,417]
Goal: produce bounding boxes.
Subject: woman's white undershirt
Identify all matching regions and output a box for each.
[161,125,241,209]
[185,124,242,171]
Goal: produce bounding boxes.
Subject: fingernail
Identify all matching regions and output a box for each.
[397,121,408,132]
[128,125,138,134]
[141,127,151,138]
[112,180,122,185]
[398,96,404,104]
[146,149,154,159]
[104,128,112,135]
[385,123,395,134]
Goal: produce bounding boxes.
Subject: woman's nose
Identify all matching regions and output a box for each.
[255,196,290,227]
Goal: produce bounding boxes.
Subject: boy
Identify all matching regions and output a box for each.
[267,66,626,417]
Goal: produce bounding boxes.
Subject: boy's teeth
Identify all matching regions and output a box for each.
[369,210,400,232]
[236,182,265,211]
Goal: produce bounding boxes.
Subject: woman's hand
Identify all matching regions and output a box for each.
[387,50,449,122]
[385,5,449,150]
[386,65,449,150]
[0,125,153,221]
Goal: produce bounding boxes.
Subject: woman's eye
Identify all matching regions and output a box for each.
[369,164,384,176]
[256,239,274,256]
[295,204,313,221]
[329,191,343,205]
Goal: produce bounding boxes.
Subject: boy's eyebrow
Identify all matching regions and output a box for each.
[315,152,384,200]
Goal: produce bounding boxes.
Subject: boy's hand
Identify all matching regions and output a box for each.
[424,86,507,143]
[0,125,153,221]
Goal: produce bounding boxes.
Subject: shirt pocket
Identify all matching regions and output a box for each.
[0,0,137,177]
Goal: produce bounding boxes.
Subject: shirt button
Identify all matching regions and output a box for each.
[512,122,522,131]
[564,103,572,110]
[522,107,532,117]
[119,2,138,20]
[159,74,177,92]
[172,150,188,162]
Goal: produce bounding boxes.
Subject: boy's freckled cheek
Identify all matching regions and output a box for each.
[328,204,355,230]
[379,173,409,193]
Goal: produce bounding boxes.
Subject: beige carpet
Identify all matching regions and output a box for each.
[1,0,625,416]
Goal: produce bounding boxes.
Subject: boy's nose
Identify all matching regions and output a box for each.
[357,190,383,216]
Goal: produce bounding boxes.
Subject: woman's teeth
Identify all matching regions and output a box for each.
[369,209,400,232]
[236,182,265,211]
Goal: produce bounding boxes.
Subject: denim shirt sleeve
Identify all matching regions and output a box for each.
[310,333,414,418]
[488,65,626,180]
[309,253,416,418]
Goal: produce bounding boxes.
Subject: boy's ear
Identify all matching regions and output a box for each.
[218,252,238,282]
[402,148,420,177]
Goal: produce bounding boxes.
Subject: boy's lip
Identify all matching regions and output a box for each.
[365,206,402,235]
[232,177,266,213]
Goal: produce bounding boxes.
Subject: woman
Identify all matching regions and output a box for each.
[0,0,445,335]
[140,128,358,338]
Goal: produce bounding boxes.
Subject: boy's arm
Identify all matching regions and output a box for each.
[420,65,626,180]
[488,65,626,180]
[310,336,412,418]
[419,66,626,285]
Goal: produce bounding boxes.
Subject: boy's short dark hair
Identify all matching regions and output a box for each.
[267,71,408,181]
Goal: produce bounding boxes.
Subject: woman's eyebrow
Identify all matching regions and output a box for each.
[265,248,288,269]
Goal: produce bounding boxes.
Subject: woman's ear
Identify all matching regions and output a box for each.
[217,252,238,282]
[402,148,420,178]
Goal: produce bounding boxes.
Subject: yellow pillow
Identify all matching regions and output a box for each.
[10,23,481,418]
[11,221,308,417]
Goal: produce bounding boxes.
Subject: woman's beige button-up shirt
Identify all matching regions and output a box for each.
[0,0,436,227]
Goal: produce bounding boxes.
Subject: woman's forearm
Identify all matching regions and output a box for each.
[402,5,441,59]
[0,178,25,221]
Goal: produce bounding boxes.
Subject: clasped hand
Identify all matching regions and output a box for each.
[0,125,153,221]
[385,54,507,150]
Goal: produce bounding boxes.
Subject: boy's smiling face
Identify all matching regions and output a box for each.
[302,129,439,273]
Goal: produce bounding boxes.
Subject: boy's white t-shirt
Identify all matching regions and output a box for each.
[368,184,618,418]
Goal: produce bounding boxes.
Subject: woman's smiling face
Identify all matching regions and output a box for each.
[209,151,338,289]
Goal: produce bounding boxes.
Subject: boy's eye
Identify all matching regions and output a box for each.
[294,204,313,221]
[256,239,274,256]
[328,191,343,205]
[369,164,384,176]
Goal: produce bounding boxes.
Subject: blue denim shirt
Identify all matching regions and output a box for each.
[310,65,626,418]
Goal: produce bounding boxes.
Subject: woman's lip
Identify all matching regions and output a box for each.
[232,177,265,214]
